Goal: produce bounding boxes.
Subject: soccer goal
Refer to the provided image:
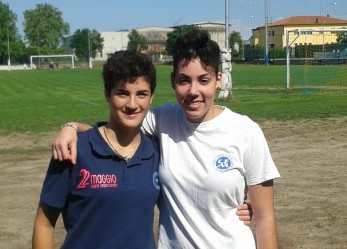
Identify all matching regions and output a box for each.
[286,29,347,91]
[30,55,75,70]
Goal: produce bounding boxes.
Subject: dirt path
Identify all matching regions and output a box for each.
[1,117,346,249]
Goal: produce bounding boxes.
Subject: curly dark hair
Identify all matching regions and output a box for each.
[103,50,156,97]
[172,29,220,75]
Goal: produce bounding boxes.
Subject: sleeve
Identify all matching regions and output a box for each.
[40,158,73,208]
[141,105,166,137]
[243,123,280,186]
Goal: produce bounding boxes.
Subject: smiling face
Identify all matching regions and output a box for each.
[172,58,222,123]
[106,77,153,130]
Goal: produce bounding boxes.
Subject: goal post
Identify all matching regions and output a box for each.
[30,54,75,69]
[286,28,347,90]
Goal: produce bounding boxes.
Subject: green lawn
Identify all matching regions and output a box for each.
[0,65,346,134]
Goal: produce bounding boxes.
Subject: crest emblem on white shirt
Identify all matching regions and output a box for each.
[214,154,233,172]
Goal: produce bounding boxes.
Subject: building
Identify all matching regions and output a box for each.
[127,22,228,57]
[250,16,347,50]
[63,31,129,62]
[97,31,129,60]
[136,26,174,55]
[93,27,174,61]
[187,22,229,50]
[65,22,228,62]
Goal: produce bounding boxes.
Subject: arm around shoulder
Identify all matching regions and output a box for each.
[52,122,92,164]
[59,122,92,133]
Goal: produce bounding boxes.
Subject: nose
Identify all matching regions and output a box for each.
[188,81,199,96]
[126,95,138,110]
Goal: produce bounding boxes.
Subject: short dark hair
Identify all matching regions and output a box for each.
[103,50,156,97]
[172,29,220,75]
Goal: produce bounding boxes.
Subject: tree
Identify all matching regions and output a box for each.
[165,25,200,56]
[336,30,347,44]
[128,30,147,51]
[70,29,104,61]
[23,3,69,52]
[229,31,243,61]
[0,1,23,64]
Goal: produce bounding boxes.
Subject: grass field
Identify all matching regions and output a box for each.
[1,64,346,249]
[0,64,346,134]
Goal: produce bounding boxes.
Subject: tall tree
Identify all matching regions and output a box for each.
[70,28,104,61]
[0,1,22,64]
[127,30,147,51]
[165,25,200,56]
[23,3,69,51]
[229,31,243,60]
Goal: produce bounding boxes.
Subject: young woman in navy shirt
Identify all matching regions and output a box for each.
[33,50,160,249]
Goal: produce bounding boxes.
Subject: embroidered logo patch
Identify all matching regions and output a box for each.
[214,155,233,172]
[77,169,118,189]
[153,172,160,190]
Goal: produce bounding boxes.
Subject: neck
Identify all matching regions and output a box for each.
[101,123,141,160]
[106,122,141,146]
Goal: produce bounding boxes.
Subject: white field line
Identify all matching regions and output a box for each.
[72,97,99,106]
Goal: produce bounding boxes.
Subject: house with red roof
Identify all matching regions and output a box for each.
[250,16,347,50]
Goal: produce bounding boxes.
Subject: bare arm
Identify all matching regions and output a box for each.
[32,202,61,249]
[52,122,92,164]
[248,180,278,249]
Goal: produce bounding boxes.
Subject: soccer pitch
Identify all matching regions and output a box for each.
[1,65,347,249]
[0,65,346,134]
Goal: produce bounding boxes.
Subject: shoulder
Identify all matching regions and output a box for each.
[78,123,105,139]
[47,158,73,175]
[76,124,105,154]
[221,106,259,129]
[143,103,183,135]
[150,103,185,125]
[138,133,160,166]
[142,133,160,151]
[150,103,181,117]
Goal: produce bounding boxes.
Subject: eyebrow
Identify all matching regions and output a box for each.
[177,73,213,78]
[114,88,150,93]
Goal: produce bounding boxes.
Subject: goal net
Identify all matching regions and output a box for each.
[227,0,347,92]
[286,29,347,91]
[30,55,75,70]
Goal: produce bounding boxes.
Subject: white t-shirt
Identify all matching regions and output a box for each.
[142,103,280,249]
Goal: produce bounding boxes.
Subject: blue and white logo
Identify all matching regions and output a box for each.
[153,172,160,190]
[214,155,233,172]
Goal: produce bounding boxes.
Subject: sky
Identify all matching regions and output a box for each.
[2,0,347,39]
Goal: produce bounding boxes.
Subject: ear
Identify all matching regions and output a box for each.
[170,72,175,90]
[150,94,154,104]
[216,72,222,90]
[216,72,222,86]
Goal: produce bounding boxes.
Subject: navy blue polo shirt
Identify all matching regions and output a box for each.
[40,124,160,249]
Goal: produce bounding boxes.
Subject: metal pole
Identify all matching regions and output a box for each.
[218,0,232,99]
[286,30,290,90]
[225,0,229,49]
[7,28,11,70]
[322,21,325,54]
[88,30,92,68]
[37,31,41,68]
[264,0,269,65]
